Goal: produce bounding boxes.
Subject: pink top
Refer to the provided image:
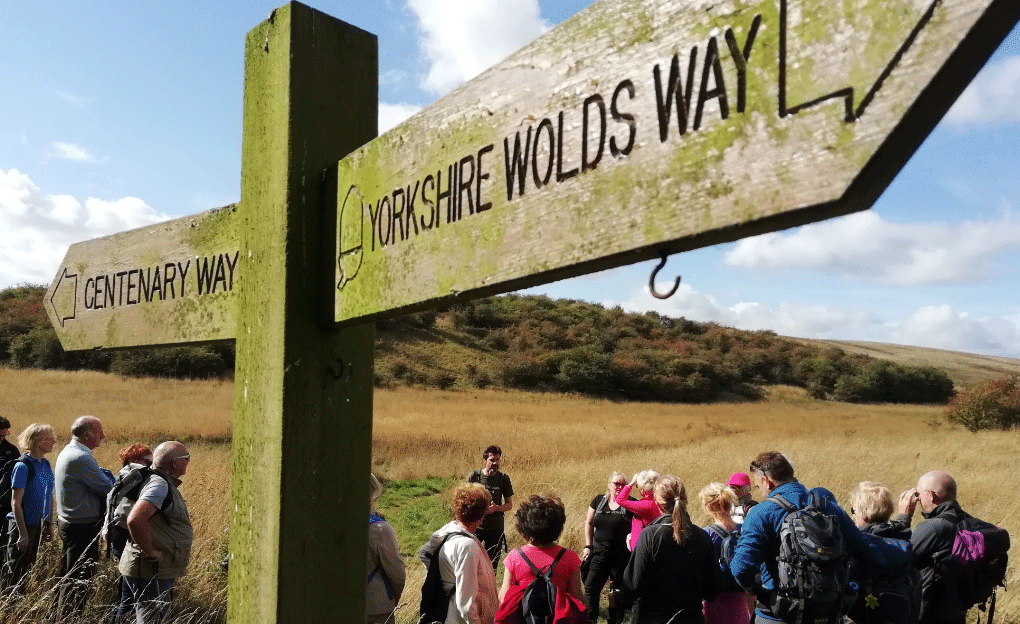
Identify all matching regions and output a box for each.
[616,484,662,550]
[503,544,581,594]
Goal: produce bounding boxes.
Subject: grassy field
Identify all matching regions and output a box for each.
[0,366,1017,623]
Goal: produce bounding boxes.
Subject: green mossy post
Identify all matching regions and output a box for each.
[229,4,377,623]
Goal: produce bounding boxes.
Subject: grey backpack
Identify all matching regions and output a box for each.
[768,492,851,624]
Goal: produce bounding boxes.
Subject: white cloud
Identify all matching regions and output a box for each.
[0,169,169,287]
[379,102,423,133]
[407,0,549,95]
[52,141,97,163]
[945,56,1020,126]
[607,283,1020,358]
[56,90,93,107]
[724,210,1020,285]
[611,283,884,338]
[889,305,1019,357]
[380,69,410,90]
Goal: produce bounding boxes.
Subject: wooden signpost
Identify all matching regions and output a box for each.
[44,205,239,350]
[327,0,1020,324]
[43,1,1019,623]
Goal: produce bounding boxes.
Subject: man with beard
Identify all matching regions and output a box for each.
[467,445,514,571]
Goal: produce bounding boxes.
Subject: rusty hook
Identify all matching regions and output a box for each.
[649,252,681,299]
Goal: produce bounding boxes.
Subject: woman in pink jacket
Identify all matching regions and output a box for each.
[615,470,662,551]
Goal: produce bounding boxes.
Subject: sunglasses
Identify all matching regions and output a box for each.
[611,482,627,487]
[176,454,191,462]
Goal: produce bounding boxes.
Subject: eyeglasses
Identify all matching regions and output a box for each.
[175,454,191,462]
[611,482,627,487]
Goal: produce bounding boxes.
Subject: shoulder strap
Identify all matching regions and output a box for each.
[518,547,567,577]
[440,530,474,548]
[767,494,795,512]
[705,524,729,539]
[15,453,35,485]
[547,547,567,575]
[518,547,542,576]
[810,491,825,510]
[595,494,609,514]
[468,469,481,483]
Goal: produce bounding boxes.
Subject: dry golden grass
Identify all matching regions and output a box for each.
[1,367,1017,623]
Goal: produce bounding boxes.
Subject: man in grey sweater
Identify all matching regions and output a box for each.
[53,415,113,618]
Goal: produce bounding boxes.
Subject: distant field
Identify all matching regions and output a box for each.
[789,337,1020,389]
[0,366,1016,623]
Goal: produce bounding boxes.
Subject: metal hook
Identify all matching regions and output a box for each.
[325,358,345,380]
[649,252,681,299]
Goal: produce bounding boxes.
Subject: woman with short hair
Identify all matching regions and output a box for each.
[105,442,154,621]
[845,481,918,624]
[582,472,633,624]
[419,483,499,624]
[497,495,585,608]
[699,483,753,624]
[367,474,406,624]
[3,423,56,594]
[616,469,662,551]
[614,475,723,624]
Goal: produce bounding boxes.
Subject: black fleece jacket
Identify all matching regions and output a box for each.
[616,514,722,624]
[896,500,971,624]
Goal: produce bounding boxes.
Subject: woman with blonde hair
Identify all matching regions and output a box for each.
[615,469,662,551]
[367,474,406,624]
[614,475,722,624]
[3,423,56,594]
[699,483,753,624]
[582,472,633,624]
[845,481,918,624]
[418,483,499,624]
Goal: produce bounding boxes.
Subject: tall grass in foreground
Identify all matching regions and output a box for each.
[1,368,1017,623]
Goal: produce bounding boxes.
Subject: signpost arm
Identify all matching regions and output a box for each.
[228,4,377,623]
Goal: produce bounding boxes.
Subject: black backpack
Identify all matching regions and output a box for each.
[419,531,473,624]
[12,453,36,488]
[850,535,920,624]
[768,492,852,624]
[518,547,566,624]
[705,524,742,592]
[940,516,1010,616]
[104,466,173,559]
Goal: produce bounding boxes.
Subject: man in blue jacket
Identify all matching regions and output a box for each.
[730,451,886,623]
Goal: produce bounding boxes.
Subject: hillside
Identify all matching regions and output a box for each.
[788,338,1020,389]
[4,283,1017,403]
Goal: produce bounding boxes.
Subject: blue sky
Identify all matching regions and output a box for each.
[2,1,1018,358]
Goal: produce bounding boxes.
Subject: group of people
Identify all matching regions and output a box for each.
[367,445,1007,624]
[0,415,195,623]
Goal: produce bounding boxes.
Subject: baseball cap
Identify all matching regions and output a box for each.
[728,472,751,487]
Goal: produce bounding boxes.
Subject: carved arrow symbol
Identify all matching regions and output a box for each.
[49,268,78,328]
[779,0,942,121]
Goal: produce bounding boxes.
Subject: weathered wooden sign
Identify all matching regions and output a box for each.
[330,0,1019,324]
[45,204,239,350]
[40,2,1019,623]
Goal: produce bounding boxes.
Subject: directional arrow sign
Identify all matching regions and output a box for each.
[45,204,240,351]
[329,0,1018,324]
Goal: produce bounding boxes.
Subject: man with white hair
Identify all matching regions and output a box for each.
[53,415,113,617]
[896,470,974,624]
[119,440,194,623]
